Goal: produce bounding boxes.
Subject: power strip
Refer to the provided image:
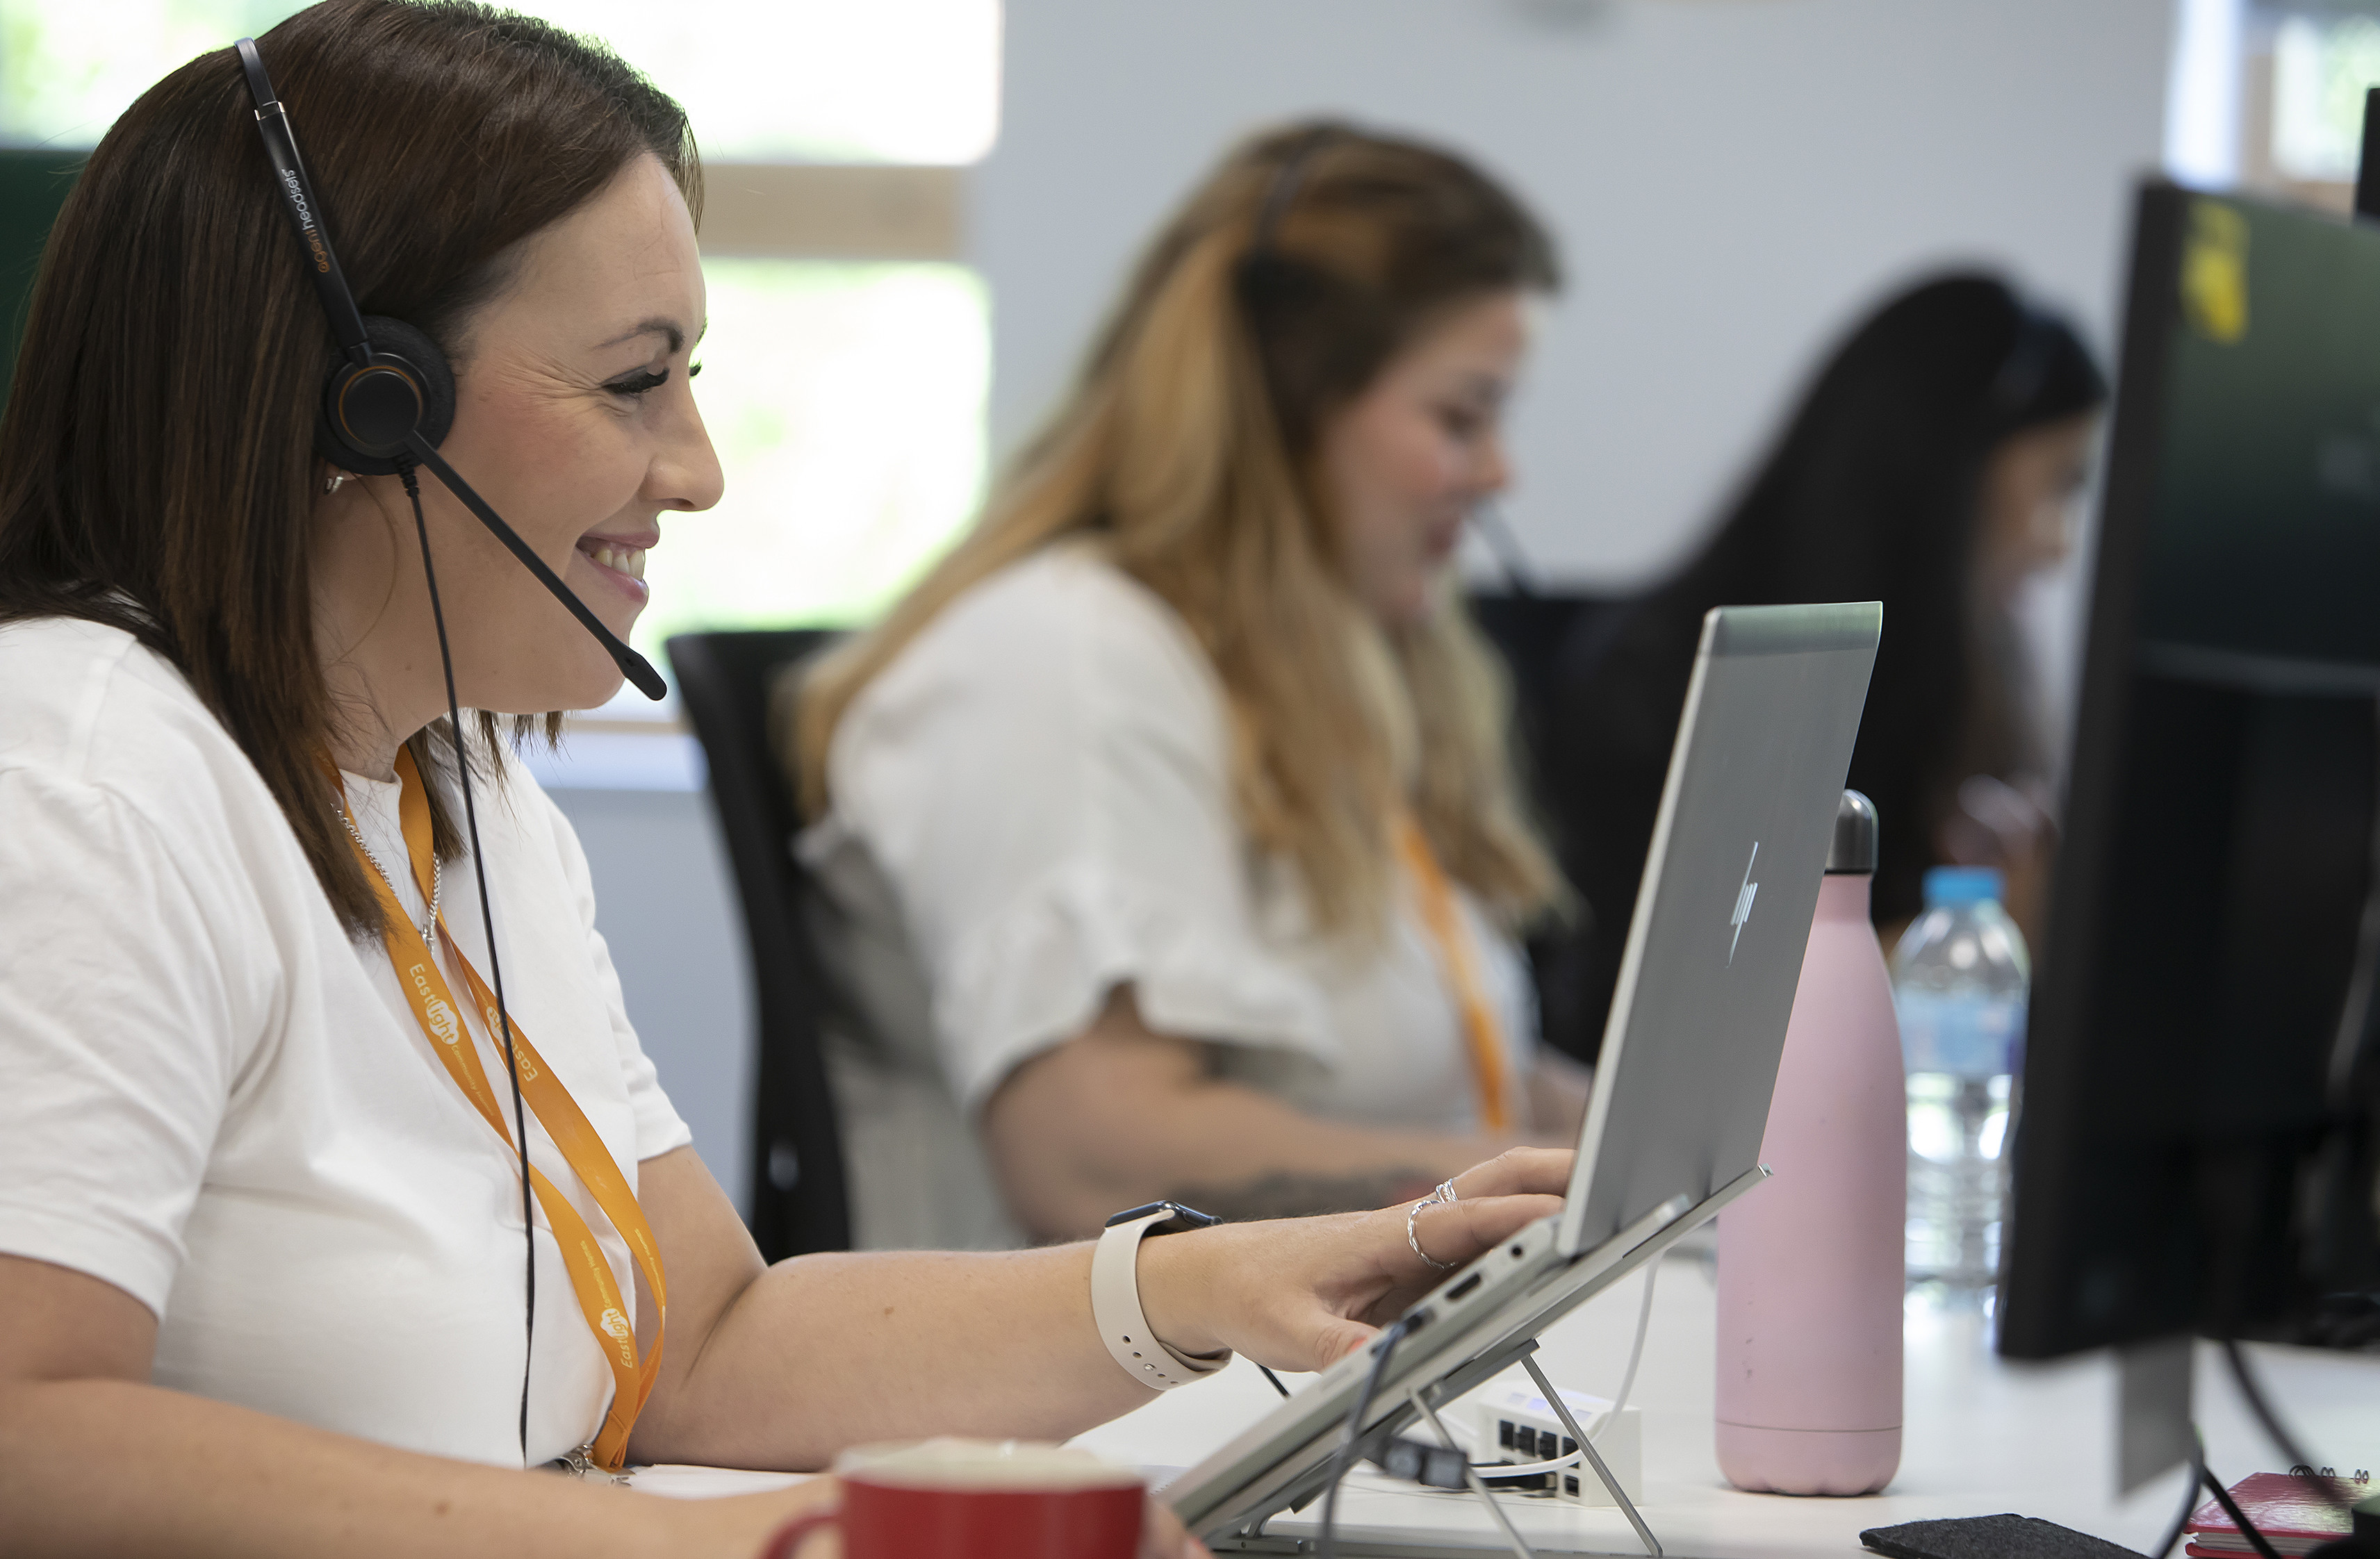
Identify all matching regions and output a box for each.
[1469,1381,1643,1506]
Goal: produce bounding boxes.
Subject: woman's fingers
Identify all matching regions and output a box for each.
[1248,1191,1566,1370]
[1447,1146,1573,1203]
[1410,1191,1564,1272]
[1154,1166,1573,1377]
[1142,1493,1211,1558]
[713,1478,842,1559]
[1302,1311,1384,1372]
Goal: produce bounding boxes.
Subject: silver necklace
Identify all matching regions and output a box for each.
[338,802,441,946]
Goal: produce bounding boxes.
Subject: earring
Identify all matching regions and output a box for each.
[323,468,352,495]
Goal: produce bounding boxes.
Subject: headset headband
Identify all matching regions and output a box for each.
[1249,126,1341,261]
[235,38,371,370]
[1985,302,2060,426]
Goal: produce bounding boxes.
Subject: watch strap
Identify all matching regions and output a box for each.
[1091,1206,1230,1389]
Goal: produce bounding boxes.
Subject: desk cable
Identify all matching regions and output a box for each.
[2222,1339,2361,1516]
[1315,1314,1416,1559]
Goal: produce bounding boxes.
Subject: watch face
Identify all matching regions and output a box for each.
[1105,1201,1221,1234]
[1152,1206,1221,1235]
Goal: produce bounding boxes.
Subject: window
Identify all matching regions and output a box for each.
[640,259,987,650]
[0,0,999,691]
[0,0,998,163]
[2270,12,2380,181]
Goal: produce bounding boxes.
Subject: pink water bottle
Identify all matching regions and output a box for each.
[1715,790,1905,1495]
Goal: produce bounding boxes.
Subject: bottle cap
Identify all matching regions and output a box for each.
[1923,865,2004,907]
[1825,790,1879,874]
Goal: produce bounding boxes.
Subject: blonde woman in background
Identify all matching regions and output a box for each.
[790,123,1589,1248]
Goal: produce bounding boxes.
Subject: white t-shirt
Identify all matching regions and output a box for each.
[0,616,691,1467]
[802,545,1536,1251]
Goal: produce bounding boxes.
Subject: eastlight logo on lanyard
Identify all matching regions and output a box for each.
[335,749,666,1470]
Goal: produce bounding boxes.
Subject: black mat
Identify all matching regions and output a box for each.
[1861,1513,2147,1559]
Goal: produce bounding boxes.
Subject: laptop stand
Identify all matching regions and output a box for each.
[1403,1342,1661,1559]
[1209,1171,1763,1558]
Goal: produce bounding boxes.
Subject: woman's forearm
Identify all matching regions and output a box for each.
[632,1242,1154,1472]
[1110,1087,1490,1223]
[1003,1062,1505,1235]
[632,1156,1575,1478]
[0,1376,805,1559]
[980,992,1512,1237]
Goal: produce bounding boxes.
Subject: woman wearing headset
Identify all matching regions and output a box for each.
[0,6,1565,1555]
[791,125,1589,1250]
[1537,274,2106,1059]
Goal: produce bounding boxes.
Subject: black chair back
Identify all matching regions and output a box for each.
[1466,588,1620,757]
[666,629,850,1258]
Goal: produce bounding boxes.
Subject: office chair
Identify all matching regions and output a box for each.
[666,629,851,1259]
[1466,588,1616,757]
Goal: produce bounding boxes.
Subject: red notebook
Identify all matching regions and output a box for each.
[2183,1471,2371,1558]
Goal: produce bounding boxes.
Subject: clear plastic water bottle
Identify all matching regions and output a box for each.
[1891,866,2028,1299]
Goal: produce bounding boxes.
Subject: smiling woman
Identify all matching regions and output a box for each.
[312,152,721,758]
[788,124,1591,1254]
[0,6,1570,1557]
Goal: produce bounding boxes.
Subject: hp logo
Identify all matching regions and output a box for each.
[1728,843,1760,964]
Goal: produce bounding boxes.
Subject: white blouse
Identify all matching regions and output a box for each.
[0,616,690,1466]
[803,543,1536,1251]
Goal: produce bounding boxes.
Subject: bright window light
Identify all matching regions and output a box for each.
[0,0,1001,162]
[528,0,1001,164]
[2271,14,2380,182]
[633,258,989,659]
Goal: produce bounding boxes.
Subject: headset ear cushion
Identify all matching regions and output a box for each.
[315,315,459,477]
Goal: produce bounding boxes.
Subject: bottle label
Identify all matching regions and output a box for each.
[1896,991,2024,1078]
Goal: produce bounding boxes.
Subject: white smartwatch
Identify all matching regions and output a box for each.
[1092,1201,1231,1389]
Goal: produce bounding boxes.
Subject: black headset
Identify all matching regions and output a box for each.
[1234,124,1341,313]
[234,35,665,700]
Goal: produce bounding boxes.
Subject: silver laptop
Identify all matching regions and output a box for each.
[1167,602,1882,1547]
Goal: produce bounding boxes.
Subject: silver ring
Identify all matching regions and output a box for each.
[1434,1178,1459,1206]
[1407,1198,1457,1271]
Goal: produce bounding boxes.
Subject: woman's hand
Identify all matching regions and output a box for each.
[1134,1147,1570,1372]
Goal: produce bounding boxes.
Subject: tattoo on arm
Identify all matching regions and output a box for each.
[1166,1168,1439,1223]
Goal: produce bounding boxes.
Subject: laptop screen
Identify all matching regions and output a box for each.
[1558,602,1880,1256]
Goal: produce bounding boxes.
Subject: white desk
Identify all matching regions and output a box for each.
[1068,1249,2380,1558]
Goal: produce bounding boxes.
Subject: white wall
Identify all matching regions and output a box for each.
[976,0,2174,588]
[539,775,755,1218]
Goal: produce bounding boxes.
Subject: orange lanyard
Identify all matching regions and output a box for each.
[331,749,666,1470]
[1394,814,1512,1134]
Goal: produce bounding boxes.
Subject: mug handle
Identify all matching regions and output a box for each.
[756,1508,839,1559]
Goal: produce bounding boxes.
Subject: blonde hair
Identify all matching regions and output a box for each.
[791,122,1566,936]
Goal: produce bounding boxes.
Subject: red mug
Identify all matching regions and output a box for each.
[758,1439,1146,1559]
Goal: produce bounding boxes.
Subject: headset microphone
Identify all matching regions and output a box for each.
[233,38,667,702]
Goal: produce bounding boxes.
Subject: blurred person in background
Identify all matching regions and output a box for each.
[789,122,1591,1248]
[1537,273,2106,1063]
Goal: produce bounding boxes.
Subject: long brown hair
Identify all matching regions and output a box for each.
[796,122,1566,935]
[0,0,698,934]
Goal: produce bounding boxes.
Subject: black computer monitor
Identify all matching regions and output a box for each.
[1998,179,2380,1360]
